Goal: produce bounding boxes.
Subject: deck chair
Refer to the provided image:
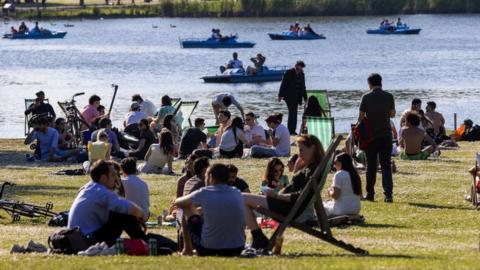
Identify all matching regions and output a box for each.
[471,153,480,209]
[256,135,368,255]
[306,90,331,117]
[175,101,199,130]
[57,101,69,117]
[24,98,50,135]
[306,116,335,146]
[171,98,181,108]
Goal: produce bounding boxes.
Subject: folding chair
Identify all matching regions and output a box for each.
[256,135,368,255]
[306,90,331,117]
[24,98,50,135]
[306,116,335,147]
[171,98,181,108]
[57,101,69,117]
[175,101,199,130]
[471,153,480,209]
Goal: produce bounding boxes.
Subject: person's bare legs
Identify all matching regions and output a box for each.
[180,205,199,256]
[212,102,220,125]
[242,193,270,250]
[422,145,434,156]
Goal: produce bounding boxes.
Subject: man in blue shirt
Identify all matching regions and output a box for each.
[175,163,245,256]
[68,160,147,246]
[24,117,78,161]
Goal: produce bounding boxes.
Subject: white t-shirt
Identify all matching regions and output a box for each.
[274,124,291,156]
[140,99,157,117]
[122,175,150,220]
[324,170,361,217]
[146,144,169,168]
[228,59,243,69]
[245,123,266,144]
[212,93,242,111]
[125,111,147,126]
[220,128,245,152]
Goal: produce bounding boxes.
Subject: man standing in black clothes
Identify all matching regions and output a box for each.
[278,60,307,135]
[358,73,396,203]
[25,91,56,122]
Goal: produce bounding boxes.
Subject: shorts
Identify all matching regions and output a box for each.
[187,215,243,257]
[266,195,297,217]
[400,151,429,160]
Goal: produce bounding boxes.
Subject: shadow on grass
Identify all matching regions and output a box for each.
[356,223,406,229]
[281,252,424,259]
[2,184,79,200]
[0,150,78,168]
[408,202,472,211]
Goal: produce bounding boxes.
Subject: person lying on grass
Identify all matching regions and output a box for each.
[323,152,362,217]
[399,112,440,160]
[175,163,245,257]
[243,134,325,250]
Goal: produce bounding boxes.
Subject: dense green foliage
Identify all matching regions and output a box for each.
[11,0,480,19]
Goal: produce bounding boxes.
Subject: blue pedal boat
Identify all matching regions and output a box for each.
[268,31,325,40]
[180,36,255,49]
[366,25,421,35]
[3,31,67,39]
[202,67,286,83]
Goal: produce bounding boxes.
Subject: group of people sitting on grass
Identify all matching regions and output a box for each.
[65,133,363,256]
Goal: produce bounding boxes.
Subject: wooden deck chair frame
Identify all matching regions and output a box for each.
[57,101,69,117]
[24,98,50,135]
[256,135,368,255]
[472,153,480,209]
[171,98,181,108]
[174,101,199,129]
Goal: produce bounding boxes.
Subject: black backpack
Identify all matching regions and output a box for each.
[48,227,90,254]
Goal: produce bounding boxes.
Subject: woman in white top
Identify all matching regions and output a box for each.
[324,153,362,217]
[138,130,175,174]
[219,116,248,158]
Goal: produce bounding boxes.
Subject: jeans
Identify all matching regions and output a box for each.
[365,136,393,198]
[89,212,147,246]
[251,146,277,158]
[286,101,299,134]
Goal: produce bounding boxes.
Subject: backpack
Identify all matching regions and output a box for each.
[48,227,90,254]
[353,117,374,151]
[48,211,69,227]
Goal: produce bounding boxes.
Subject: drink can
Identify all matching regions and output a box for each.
[148,238,157,256]
[116,238,124,255]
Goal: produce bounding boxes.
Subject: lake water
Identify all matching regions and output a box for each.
[1,14,480,138]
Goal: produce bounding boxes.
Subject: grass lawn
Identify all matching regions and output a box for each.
[0,138,478,269]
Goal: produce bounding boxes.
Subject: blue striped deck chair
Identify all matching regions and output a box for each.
[306,90,331,117]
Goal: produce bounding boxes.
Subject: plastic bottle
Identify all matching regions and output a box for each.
[149,238,157,256]
[116,238,124,255]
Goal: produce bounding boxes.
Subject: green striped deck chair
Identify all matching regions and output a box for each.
[205,125,219,135]
[306,90,331,117]
[306,116,335,147]
[175,101,199,130]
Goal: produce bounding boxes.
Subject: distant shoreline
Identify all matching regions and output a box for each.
[2,2,480,20]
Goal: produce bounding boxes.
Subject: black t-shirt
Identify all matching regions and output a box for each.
[230,177,249,192]
[359,88,395,139]
[25,102,56,119]
[179,127,207,156]
[138,129,155,158]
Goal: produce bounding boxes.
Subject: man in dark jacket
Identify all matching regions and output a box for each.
[278,60,307,135]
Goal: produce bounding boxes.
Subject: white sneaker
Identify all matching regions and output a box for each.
[78,243,103,256]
